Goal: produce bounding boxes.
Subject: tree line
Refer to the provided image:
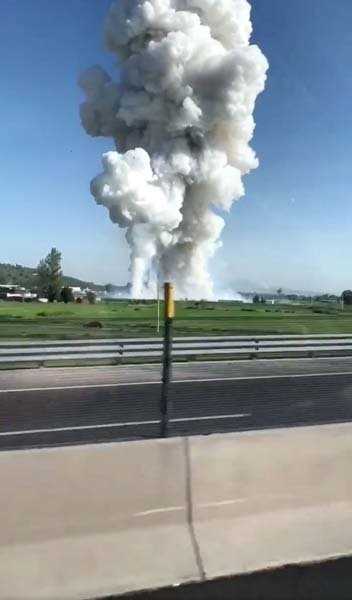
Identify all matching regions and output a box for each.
[37,248,96,304]
[0,260,106,292]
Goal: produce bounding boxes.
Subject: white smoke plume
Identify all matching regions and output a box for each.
[79,0,268,299]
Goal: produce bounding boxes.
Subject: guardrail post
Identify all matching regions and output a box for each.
[255,338,259,357]
[160,282,174,438]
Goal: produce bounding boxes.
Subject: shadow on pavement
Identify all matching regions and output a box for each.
[102,555,352,600]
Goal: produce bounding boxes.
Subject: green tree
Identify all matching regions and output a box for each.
[342,290,352,306]
[36,259,49,298]
[86,290,96,305]
[253,294,260,304]
[60,286,74,304]
[37,248,62,302]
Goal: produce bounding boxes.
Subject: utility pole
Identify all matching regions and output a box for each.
[160,282,174,438]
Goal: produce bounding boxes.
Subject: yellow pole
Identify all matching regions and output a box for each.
[161,282,175,437]
[164,282,175,319]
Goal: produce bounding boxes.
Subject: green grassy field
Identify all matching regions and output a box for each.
[0,299,351,340]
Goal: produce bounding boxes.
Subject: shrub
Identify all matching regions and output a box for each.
[86,290,96,305]
[84,320,103,328]
[61,286,74,304]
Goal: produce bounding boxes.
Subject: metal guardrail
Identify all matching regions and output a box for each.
[2,334,352,366]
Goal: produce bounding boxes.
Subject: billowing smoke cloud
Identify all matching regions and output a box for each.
[79,0,268,299]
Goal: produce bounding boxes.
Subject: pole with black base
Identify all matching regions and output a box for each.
[160,282,174,438]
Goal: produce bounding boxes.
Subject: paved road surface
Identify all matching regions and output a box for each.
[3,356,352,389]
[2,357,352,449]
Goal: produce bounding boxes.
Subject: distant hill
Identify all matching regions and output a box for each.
[0,262,105,292]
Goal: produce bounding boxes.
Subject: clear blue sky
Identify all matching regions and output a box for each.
[1,0,351,293]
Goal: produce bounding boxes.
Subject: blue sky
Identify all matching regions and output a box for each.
[1,0,351,293]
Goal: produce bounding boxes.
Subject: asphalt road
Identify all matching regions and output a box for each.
[2,357,352,450]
